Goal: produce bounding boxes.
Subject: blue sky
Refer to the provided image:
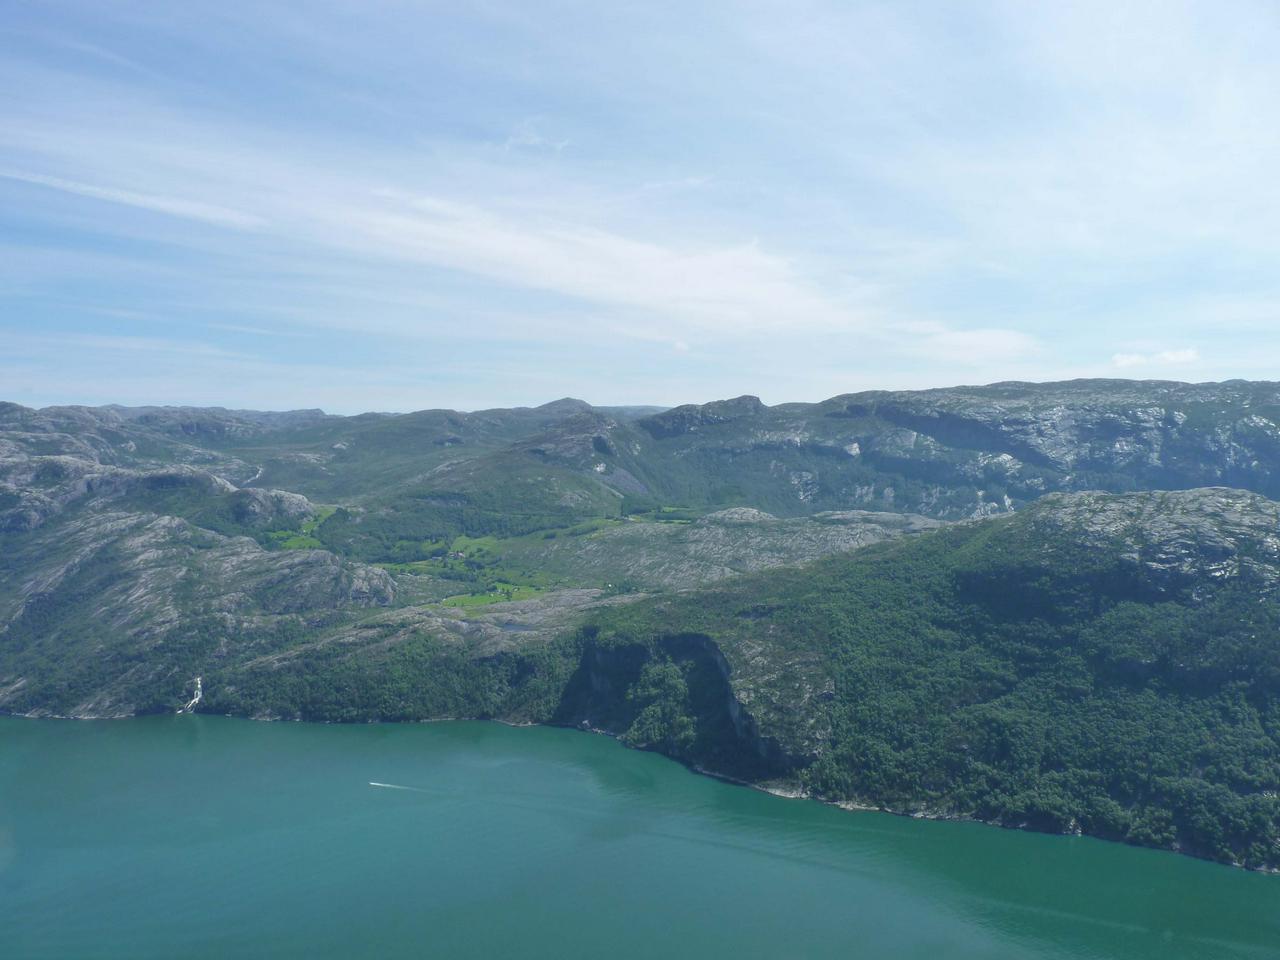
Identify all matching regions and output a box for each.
[3,1,1279,412]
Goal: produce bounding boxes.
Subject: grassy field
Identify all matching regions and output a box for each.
[265,506,337,550]
[377,527,585,599]
[440,583,546,607]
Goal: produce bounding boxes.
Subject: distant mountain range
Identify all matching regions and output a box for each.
[3,379,1279,870]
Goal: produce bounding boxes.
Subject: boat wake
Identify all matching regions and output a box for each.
[369,781,431,793]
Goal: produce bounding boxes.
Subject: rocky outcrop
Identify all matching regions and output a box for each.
[226,488,315,528]
[551,629,802,780]
[500,507,941,590]
[824,379,1280,499]
[1019,487,1280,591]
[640,395,766,438]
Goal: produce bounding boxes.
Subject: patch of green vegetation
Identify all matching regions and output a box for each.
[377,529,571,598]
[620,659,694,751]
[624,505,701,523]
[313,457,628,562]
[265,505,337,550]
[267,532,324,549]
[377,559,437,575]
[441,583,545,607]
[204,629,581,724]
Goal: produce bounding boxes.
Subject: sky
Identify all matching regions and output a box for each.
[3,0,1279,413]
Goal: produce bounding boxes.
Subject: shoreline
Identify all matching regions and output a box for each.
[4,708,1277,875]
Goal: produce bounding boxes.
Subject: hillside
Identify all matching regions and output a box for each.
[13,378,1280,553]
[581,488,1280,870]
[3,382,1280,868]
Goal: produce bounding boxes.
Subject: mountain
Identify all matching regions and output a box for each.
[3,380,1280,869]
[12,378,1280,553]
[272,377,1280,561]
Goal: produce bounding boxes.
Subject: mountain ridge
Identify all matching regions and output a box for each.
[4,379,1280,869]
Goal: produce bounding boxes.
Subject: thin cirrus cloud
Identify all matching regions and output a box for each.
[350,195,860,336]
[1,107,870,341]
[1,1,1278,411]
[0,102,881,349]
[0,169,266,230]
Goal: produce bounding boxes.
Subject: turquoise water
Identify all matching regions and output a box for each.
[1,716,1276,959]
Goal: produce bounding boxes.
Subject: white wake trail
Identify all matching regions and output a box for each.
[369,781,430,793]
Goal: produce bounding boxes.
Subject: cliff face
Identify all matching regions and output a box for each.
[549,630,802,781]
[617,379,1280,519]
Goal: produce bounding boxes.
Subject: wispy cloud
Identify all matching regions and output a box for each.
[503,118,569,153]
[348,193,860,335]
[0,100,873,342]
[0,169,265,229]
[10,331,251,360]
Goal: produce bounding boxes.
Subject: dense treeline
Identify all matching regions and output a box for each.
[587,514,1280,870]
[204,631,578,723]
[315,499,600,562]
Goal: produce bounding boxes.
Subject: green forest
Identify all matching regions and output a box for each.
[587,512,1280,870]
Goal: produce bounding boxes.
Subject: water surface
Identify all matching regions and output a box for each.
[1,716,1276,959]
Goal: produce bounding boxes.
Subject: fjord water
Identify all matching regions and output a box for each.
[1,717,1275,960]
